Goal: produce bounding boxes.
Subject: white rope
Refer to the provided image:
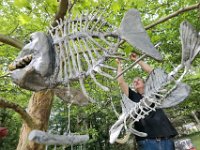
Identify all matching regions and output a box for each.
[67,103,72,134]
[45,145,48,150]
[71,144,73,150]
[110,97,119,117]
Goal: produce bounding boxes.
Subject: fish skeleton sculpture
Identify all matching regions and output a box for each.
[109,21,200,144]
[8,9,162,102]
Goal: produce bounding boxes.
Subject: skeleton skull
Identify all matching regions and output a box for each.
[9,32,58,91]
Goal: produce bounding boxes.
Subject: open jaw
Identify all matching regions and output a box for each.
[9,32,58,91]
[9,54,33,71]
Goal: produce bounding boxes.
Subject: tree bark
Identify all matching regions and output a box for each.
[51,0,69,27]
[16,90,54,150]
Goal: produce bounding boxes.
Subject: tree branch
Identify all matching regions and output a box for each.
[0,98,36,128]
[68,0,77,14]
[51,0,69,27]
[0,34,23,49]
[145,3,200,30]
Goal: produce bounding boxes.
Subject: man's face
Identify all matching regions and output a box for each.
[132,77,144,91]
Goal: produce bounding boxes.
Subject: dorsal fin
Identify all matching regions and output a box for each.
[119,9,162,61]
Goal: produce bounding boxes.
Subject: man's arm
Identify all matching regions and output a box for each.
[130,53,153,74]
[116,59,129,96]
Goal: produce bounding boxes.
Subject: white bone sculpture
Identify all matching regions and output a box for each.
[9,9,162,102]
[8,5,199,146]
[9,8,162,147]
[109,21,200,144]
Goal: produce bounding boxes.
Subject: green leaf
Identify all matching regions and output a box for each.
[82,0,91,7]
[111,2,121,12]
[17,14,31,25]
[14,0,30,8]
[134,0,146,8]
[45,0,58,13]
[124,46,133,55]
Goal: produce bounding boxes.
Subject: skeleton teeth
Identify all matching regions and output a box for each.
[8,55,32,71]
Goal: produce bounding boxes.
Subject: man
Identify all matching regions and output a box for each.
[116,53,177,150]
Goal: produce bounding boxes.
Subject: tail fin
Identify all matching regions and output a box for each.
[109,124,124,144]
[180,21,200,66]
[119,9,162,61]
[160,83,191,108]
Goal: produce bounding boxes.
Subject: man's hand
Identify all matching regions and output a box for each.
[130,53,138,61]
[130,53,153,74]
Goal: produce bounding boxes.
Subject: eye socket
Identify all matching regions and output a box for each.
[24,37,33,44]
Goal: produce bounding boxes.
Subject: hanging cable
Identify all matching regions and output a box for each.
[110,96,119,117]
[67,103,72,134]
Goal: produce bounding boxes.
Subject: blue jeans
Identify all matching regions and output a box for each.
[137,139,175,150]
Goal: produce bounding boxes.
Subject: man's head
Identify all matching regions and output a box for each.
[132,77,145,93]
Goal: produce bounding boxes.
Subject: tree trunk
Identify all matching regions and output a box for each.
[17,90,54,150]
